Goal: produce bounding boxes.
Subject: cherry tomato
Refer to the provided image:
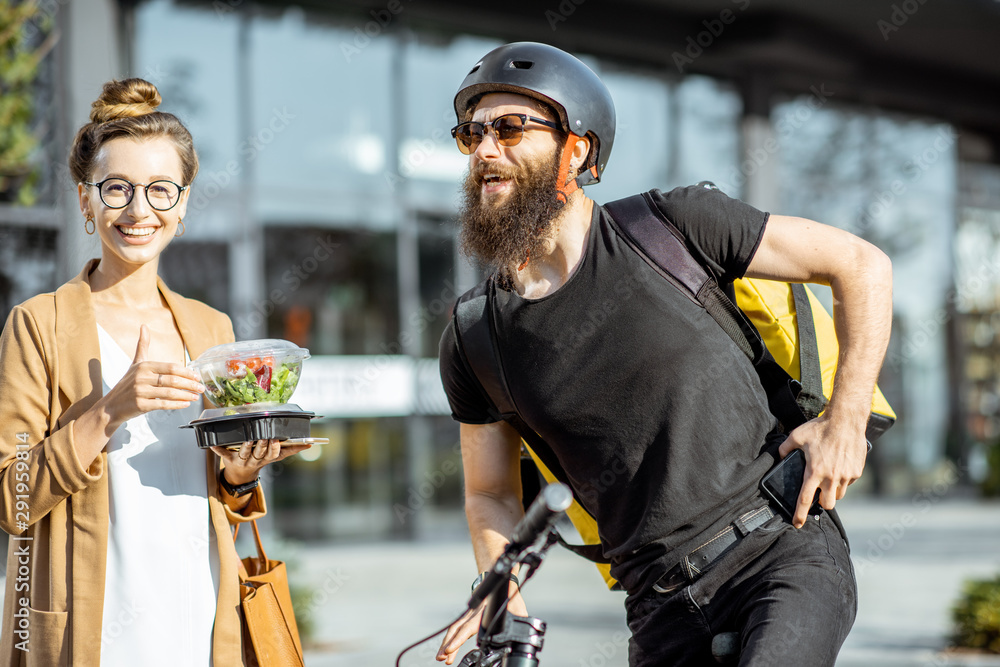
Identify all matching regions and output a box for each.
[225,359,247,378]
[245,357,263,373]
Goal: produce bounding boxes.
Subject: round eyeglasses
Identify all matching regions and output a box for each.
[84,178,188,211]
[451,113,562,155]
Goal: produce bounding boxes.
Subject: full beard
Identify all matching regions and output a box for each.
[458,148,565,287]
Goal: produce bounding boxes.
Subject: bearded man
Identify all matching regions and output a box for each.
[436,42,892,667]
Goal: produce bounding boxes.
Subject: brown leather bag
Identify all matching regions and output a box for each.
[234,520,305,667]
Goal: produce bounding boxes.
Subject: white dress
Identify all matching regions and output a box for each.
[97,324,218,666]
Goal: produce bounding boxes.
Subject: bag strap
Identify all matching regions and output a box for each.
[604,192,813,433]
[454,284,610,564]
[233,519,269,579]
[790,283,827,420]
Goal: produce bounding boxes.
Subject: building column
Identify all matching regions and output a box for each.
[57,0,124,282]
[738,72,780,213]
[229,7,266,341]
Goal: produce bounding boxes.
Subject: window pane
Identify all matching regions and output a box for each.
[261,227,398,355]
[0,225,57,321]
[249,9,395,226]
[159,242,231,314]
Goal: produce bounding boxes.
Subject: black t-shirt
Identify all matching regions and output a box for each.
[439,185,784,595]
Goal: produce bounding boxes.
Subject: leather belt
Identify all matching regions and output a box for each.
[652,505,775,594]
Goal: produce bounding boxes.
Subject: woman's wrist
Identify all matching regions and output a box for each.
[89,395,120,436]
[221,466,259,491]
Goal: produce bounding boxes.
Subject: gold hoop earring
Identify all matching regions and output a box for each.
[84,216,95,235]
[175,218,185,237]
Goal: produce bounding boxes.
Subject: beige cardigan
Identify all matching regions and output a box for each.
[0,260,265,666]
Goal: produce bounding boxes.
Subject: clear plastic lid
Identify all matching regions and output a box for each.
[188,403,314,423]
[189,339,310,368]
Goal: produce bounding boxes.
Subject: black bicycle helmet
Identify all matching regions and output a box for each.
[454,42,616,186]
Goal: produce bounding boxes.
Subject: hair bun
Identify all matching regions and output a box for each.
[89,78,162,124]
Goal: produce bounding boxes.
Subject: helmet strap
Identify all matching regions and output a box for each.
[555,134,583,204]
[555,136,600,203]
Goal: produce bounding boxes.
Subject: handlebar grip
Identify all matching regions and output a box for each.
[509,483,573,551]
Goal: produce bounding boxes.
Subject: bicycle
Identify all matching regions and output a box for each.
[396,482,741,666]
[396,483,572,667]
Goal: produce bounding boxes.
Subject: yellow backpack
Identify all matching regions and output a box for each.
[524,277,897,589]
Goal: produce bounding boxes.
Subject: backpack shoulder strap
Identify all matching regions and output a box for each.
[455,280,508,422]
[603,191,811,432]
[453,279,609,564]
[789,283,826,420]
[604,192,766,366]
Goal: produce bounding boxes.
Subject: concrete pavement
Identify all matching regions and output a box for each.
[1,497,998,665]
[294,498,1000,667]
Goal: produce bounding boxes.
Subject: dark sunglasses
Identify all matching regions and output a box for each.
[451,113,562,155]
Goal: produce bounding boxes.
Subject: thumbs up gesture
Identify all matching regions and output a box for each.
[100,324,205,431]
[132,323,151,364]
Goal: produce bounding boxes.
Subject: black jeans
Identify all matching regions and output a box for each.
[625,510,857,667]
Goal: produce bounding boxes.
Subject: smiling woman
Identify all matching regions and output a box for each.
[0,79,302,666]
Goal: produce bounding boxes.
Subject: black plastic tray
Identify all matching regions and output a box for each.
[183,411,315,449]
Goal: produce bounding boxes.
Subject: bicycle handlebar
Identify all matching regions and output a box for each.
[467,483,573,610]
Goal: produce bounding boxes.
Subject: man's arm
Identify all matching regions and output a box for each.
[437,420,527,664]
[746,214,893,528]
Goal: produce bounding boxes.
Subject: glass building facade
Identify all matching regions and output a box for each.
[128,0,751,539]
[2,0,998,542]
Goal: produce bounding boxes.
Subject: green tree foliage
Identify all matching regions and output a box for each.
[952,574,1000,653]
[0,1,54,206]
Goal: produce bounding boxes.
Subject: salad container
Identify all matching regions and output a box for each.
[188,339,309,408]
[182,340,325,449]
[182,403,318,449]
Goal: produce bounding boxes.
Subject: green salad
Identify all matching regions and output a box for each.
[205,361,300,407]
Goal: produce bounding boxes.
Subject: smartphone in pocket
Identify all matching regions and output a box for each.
[762,441,872,517]
[761,448,815,518]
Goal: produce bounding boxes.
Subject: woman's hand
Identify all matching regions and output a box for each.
[98,324,204,432]
[211,440,313,485]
